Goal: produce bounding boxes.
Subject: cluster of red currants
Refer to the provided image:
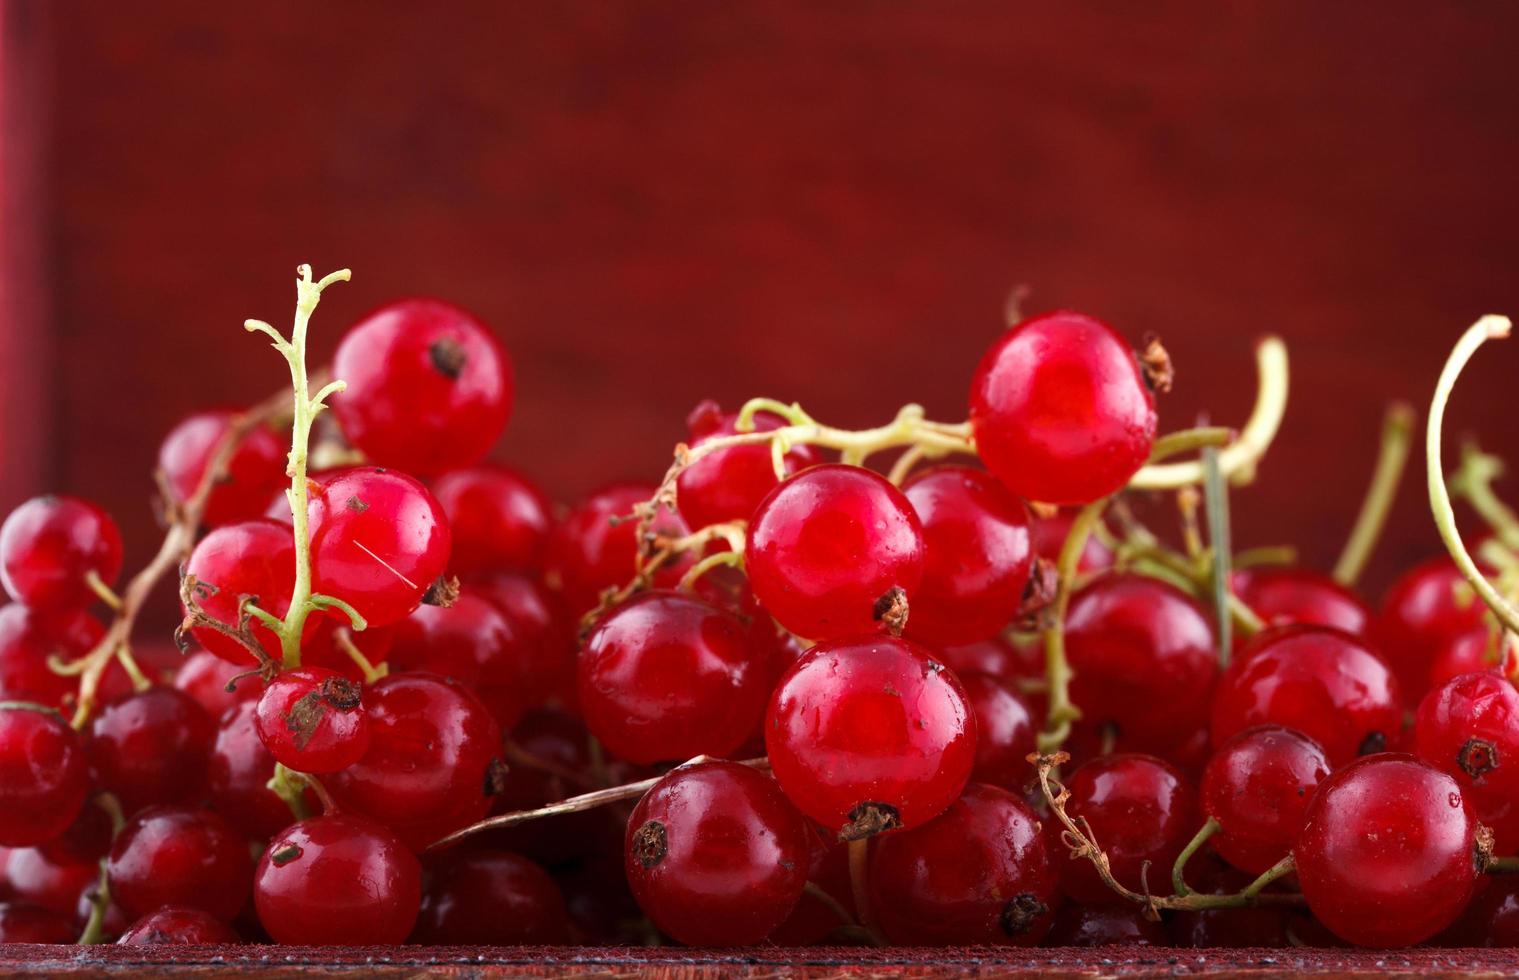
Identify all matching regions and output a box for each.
[0,266,1515,953]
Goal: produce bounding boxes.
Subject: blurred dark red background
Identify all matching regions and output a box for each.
[4,1,1519,620]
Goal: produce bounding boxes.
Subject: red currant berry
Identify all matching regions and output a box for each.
[545,484,692,619]
[307,467,452,628]
[1429,628,1501,690]
[938,634,1042,681]
[868,782,1058,945]
[1066,574,1217,751]
[431,465,552,577]
[484,708,606,866]
[254,666,369,774]
[413,849,568,944]
[1045,902,1168,946]
[208,700,302,840]
[0,706,89,847]
[1062,753,1199,904]
[1376,556,1489,698]
[746,464,924,641]
[0,496,122,614]
[327,673,502,849]
[158,410,287,528]
[88,687,214,813]
[0,902,76,943]
[254,814,421,944]
[0,605,117,710]
[625,761,809,946]
[1436,876,1519,947]
[1295,754,1487,947]
[107,805,252,922]
[1413,671,1519,848]
[578,591,767,764]
[969,311,1157,505]
[471,572,575,707]
[766,824,855,944]
[1232,567,1371,636]
[331,298,512,475]
[901,465,1033,645]
[117,906,241,945]
[37,803,112,866]
[182,519,301,666]
[1167,852,1290,948]
[1211,625,1402,765]
[389,593,526,728]
[1200,725,1330,874]
[959,672,1038,790]
[5,846,98,915]
[173,649,262,719]
[1031,508,1114,574]
[766,635,975,838]
[674,401,820,528]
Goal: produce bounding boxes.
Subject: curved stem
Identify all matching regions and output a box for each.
[84,571,122,612]
[1333,402,1416,586]
[1036,499,1106,754]
[1171,817,1221,897]
[1241,854,1297,899]
[1449,443,1519,552]
[848,838,885,945]
[801,881,858,932]
[1427,316,1519,635]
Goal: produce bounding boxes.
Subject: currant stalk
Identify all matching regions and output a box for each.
[1332,402,1416,586]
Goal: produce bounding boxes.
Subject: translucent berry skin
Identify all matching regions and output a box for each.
[1376,557,1490,699]
[88,688,214,813]
[117,906,241,945]
[1211,625,1402,765]
[969,311,1157,506]
[0,902,77,943]
[470,572,575,708]
[1429,628,1499,691]
[1062,753,1199,904]
[1066,574,1217,751]
[765,635,975,837]
[4,846,98,915]
[307,467,453,629]
[254,666,370,774]
[413,850,569,944]
[901,465,1034,645]
[1031,509,1113,574]
[208,700,301,840]
[959,672,1038,790]
[545,484,692,619]
[625,761,809,946]
[389,593,525,728]
[331,298,513,477]
[254,814,422,945]
[0,495,123,614]
[674,401,820,529]
[938,634,1042,681]
[1045,902,1168,946]
[868,782,1058,945]
[1413,671,1519,847]
[0,706,89,847]
[578,591,767,765]
[431,465,552,577]
[746,465,925,641]
[328,673,502,849]
[1295,754,1486,947]
[173,650,262,720]
[0,605,119,710]
[1232,567,1372,637]
[158,410,287,528]
[1200,725,1330,874]
[107,806,252,922]
[182,519,300,667]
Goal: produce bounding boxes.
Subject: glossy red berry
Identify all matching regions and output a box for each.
[969,311,1157,505]
[868,782,1058,945]
[765,824,855,945]
[674,401,820,528]
[389,593,526,729]
[1066,574,1217,751]
[625,761,809,946]
[158,410,287,528]
[0,496,122,614]
[766,635,975,838]
[1062,753,1199,904]
[107,806,252,922]
[307,467,452,628]
[431,465,552,577]
[1376,557,1490,698]
[0,902,77,943]
[545,484,692,619]
[208,700,301,840]
[1429,628,1502,690]
[4,846,97,915]
[484,708,603,866]
[0,605,116,710]
[37,802,112,866]
[579,591,767,764]
[0,706,89,847]
[1031,508,1114,574]
[470,572,575,707]
[1413,671,1519,848]
[1232,567,1371,637]
[327,673,502,850]
[1045,902,1168,946]
[331,298,513,476]
[254,814,421,945]
[88,687,213,813]
[254,666,370,773]
[1211,625,1402,765]
[937,634,1042,681]
[181,519,300,666]
[117,906,240,945]
[901,465,1033,645]
[1200,725,1330,874]
[1437,876,1519,947]
[173,649,262,719]
[959,672,1038,790]
[413,849,569,944]
[1295,754,1487,947]
[746,464,924,641]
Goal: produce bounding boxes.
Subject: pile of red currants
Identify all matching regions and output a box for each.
[0,264,1516,952]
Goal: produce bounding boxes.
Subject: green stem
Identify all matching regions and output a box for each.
[1427,316,1519,635]
[268,762,314,822]
[1234,545,1298,569]
[1333,402,1415,586]
[1172,817,1221,897]
[84,571,122,612]
[1240,854,1297,899]
[1150,427,1235,462]
[1037,499,1106,754]
[1489,856,1519,874]
[1203,446,1234,667]
[1449,443,1519,552]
